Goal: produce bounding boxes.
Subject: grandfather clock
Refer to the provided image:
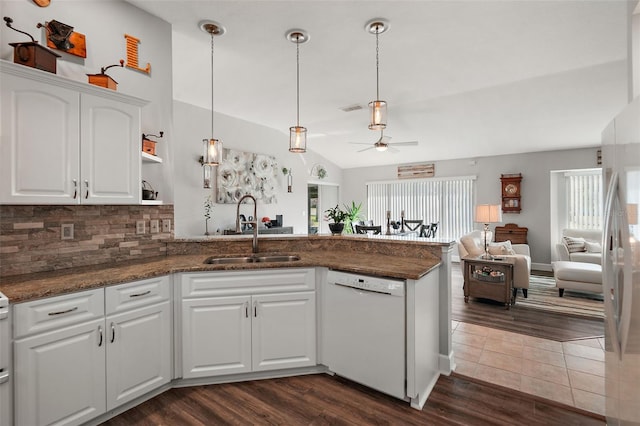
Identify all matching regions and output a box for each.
[500,173,522,213]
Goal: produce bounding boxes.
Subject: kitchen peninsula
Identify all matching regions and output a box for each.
[0,234,455,425]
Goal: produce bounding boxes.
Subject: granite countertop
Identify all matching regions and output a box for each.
[0,250,441,304]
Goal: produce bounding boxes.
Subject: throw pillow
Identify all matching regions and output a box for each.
[585,241,602,253]
[563,236,586,253]
[488,240,516,255]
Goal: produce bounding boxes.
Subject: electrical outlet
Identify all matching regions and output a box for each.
[61,223,74,240]
[162,219,171,233]
[136,220,146,234]
[150,220,159,234]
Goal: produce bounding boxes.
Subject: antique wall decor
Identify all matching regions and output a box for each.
[397,163,435,179]
[124,33,151,74]
[500,173,522,213]
[141,131,163,156]
[4,16,60,73]
[217,148,279,204]
[39,20,87,58]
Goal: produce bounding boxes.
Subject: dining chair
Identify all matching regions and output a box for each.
[355,225,382,235]
[403,219,423,232]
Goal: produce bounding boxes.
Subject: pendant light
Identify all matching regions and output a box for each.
[286,29,309,153]
[199,20,225,188]
[366,19,389,131]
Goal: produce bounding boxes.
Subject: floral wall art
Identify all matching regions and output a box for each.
[217,148,279,204]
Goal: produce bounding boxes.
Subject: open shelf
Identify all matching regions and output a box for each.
[141,151,163,163]
[140,199,163,205]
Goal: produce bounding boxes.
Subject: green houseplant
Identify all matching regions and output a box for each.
[325,204,347,235]
[343,201,363,234]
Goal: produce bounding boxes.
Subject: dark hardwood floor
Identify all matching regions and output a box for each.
[102,373,603,426]
[452,267,604,341]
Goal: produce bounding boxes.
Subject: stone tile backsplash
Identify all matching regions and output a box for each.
[0,205,174,277]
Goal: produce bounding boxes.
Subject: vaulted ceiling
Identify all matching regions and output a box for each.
[127,0,631,169]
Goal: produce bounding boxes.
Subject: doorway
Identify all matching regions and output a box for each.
[308,183,338,234]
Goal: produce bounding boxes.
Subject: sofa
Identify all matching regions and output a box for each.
[552,260,602,296]
[555,229,602,265]
[458,230,532,297]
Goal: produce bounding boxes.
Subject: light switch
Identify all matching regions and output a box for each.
[61,224,74,240]
[162,219,171,233]
[150,220,159,234]
[136,220,145,234]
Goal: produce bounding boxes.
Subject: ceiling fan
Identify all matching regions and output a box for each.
[349,130,418,153]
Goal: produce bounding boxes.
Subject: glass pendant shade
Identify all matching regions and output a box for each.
[368,100,387,130]
[289,126,307,153]
[202,138,222,166]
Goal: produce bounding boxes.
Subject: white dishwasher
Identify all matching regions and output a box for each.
[322,270,406,400]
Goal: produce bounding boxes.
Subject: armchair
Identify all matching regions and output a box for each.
[458,230,532,297]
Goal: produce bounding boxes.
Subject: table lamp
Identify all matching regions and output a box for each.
[475,204,502,259]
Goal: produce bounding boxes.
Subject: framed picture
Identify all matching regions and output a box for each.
[217,148,279,204]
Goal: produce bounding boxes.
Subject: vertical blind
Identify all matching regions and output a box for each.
[566,171,602,229]
[366,176,475,239]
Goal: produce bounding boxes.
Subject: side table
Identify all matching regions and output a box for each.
[463,256,516,309]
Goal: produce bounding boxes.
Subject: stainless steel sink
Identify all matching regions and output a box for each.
[204,254,300,264]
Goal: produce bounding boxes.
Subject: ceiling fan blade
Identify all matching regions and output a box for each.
[388,141,418,146]
[349,142,374,145]
[380,135,391,143]
[357,146,375,152]
[387,146,400,153]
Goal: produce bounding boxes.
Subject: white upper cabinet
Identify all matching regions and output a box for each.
[0,61,147,205]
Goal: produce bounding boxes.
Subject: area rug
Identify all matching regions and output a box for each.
[516,275,604,319]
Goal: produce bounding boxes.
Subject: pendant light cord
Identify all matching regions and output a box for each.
[296,35,300,127]
[375,25,380,100]
[211,32,219,139]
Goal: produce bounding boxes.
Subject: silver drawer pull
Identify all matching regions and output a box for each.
[47,307,78,316]
[129,290,151,298]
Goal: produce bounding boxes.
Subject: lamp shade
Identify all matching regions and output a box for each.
[475,204,502,224]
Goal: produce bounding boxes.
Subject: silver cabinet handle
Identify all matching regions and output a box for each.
[47,306,78,316]
[110,322,115,343]
[253,301,257,317]
[98,325,103,347]
[0,369,9,384]
[129,290,151,298]
[245,302,249,318]
[84,180,89,199]
[72,179,77,199]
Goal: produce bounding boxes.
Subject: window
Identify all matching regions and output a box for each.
[366,176,475,239]
[565,170,602,229]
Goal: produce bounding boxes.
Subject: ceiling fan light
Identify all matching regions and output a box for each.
[368,100,387,130]
[289,126,307,153]
[374,142,388,152]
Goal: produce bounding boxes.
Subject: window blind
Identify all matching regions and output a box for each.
[366,176,475,239]
[566,171,602,230]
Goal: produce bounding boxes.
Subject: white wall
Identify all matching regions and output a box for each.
[0,0,175,202]
[172,100,342,237]
[342,147,600,266]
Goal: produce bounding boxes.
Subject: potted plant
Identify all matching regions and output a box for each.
[343,201,363,234]
[324,204,347,235]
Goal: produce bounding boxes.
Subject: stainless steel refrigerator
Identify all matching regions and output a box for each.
[602,96,640,425]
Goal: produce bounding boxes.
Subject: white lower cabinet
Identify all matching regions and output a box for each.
[13,276,171,426]
[14,318,106,426]
[180,269,317,379]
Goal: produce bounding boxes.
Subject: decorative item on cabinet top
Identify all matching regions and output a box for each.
[87,60,124,90]
[4,16,60,74]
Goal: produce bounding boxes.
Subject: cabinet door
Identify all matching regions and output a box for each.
[14,318,106,426]
[182,296,251,378]
[106,301,171,410]
[0,73,80,204]
[80,93,140,204]
[252,291,316,372]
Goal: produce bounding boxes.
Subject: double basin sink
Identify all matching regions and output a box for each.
[204,253,300,265]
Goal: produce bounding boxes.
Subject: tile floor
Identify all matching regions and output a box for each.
[452,320,605,416]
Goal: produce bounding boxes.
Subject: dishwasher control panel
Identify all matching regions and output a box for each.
[327,270,404,296]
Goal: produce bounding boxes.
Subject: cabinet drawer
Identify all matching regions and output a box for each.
[106,275,170,315]
[181,268,315,298]
[14,288,104,338]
